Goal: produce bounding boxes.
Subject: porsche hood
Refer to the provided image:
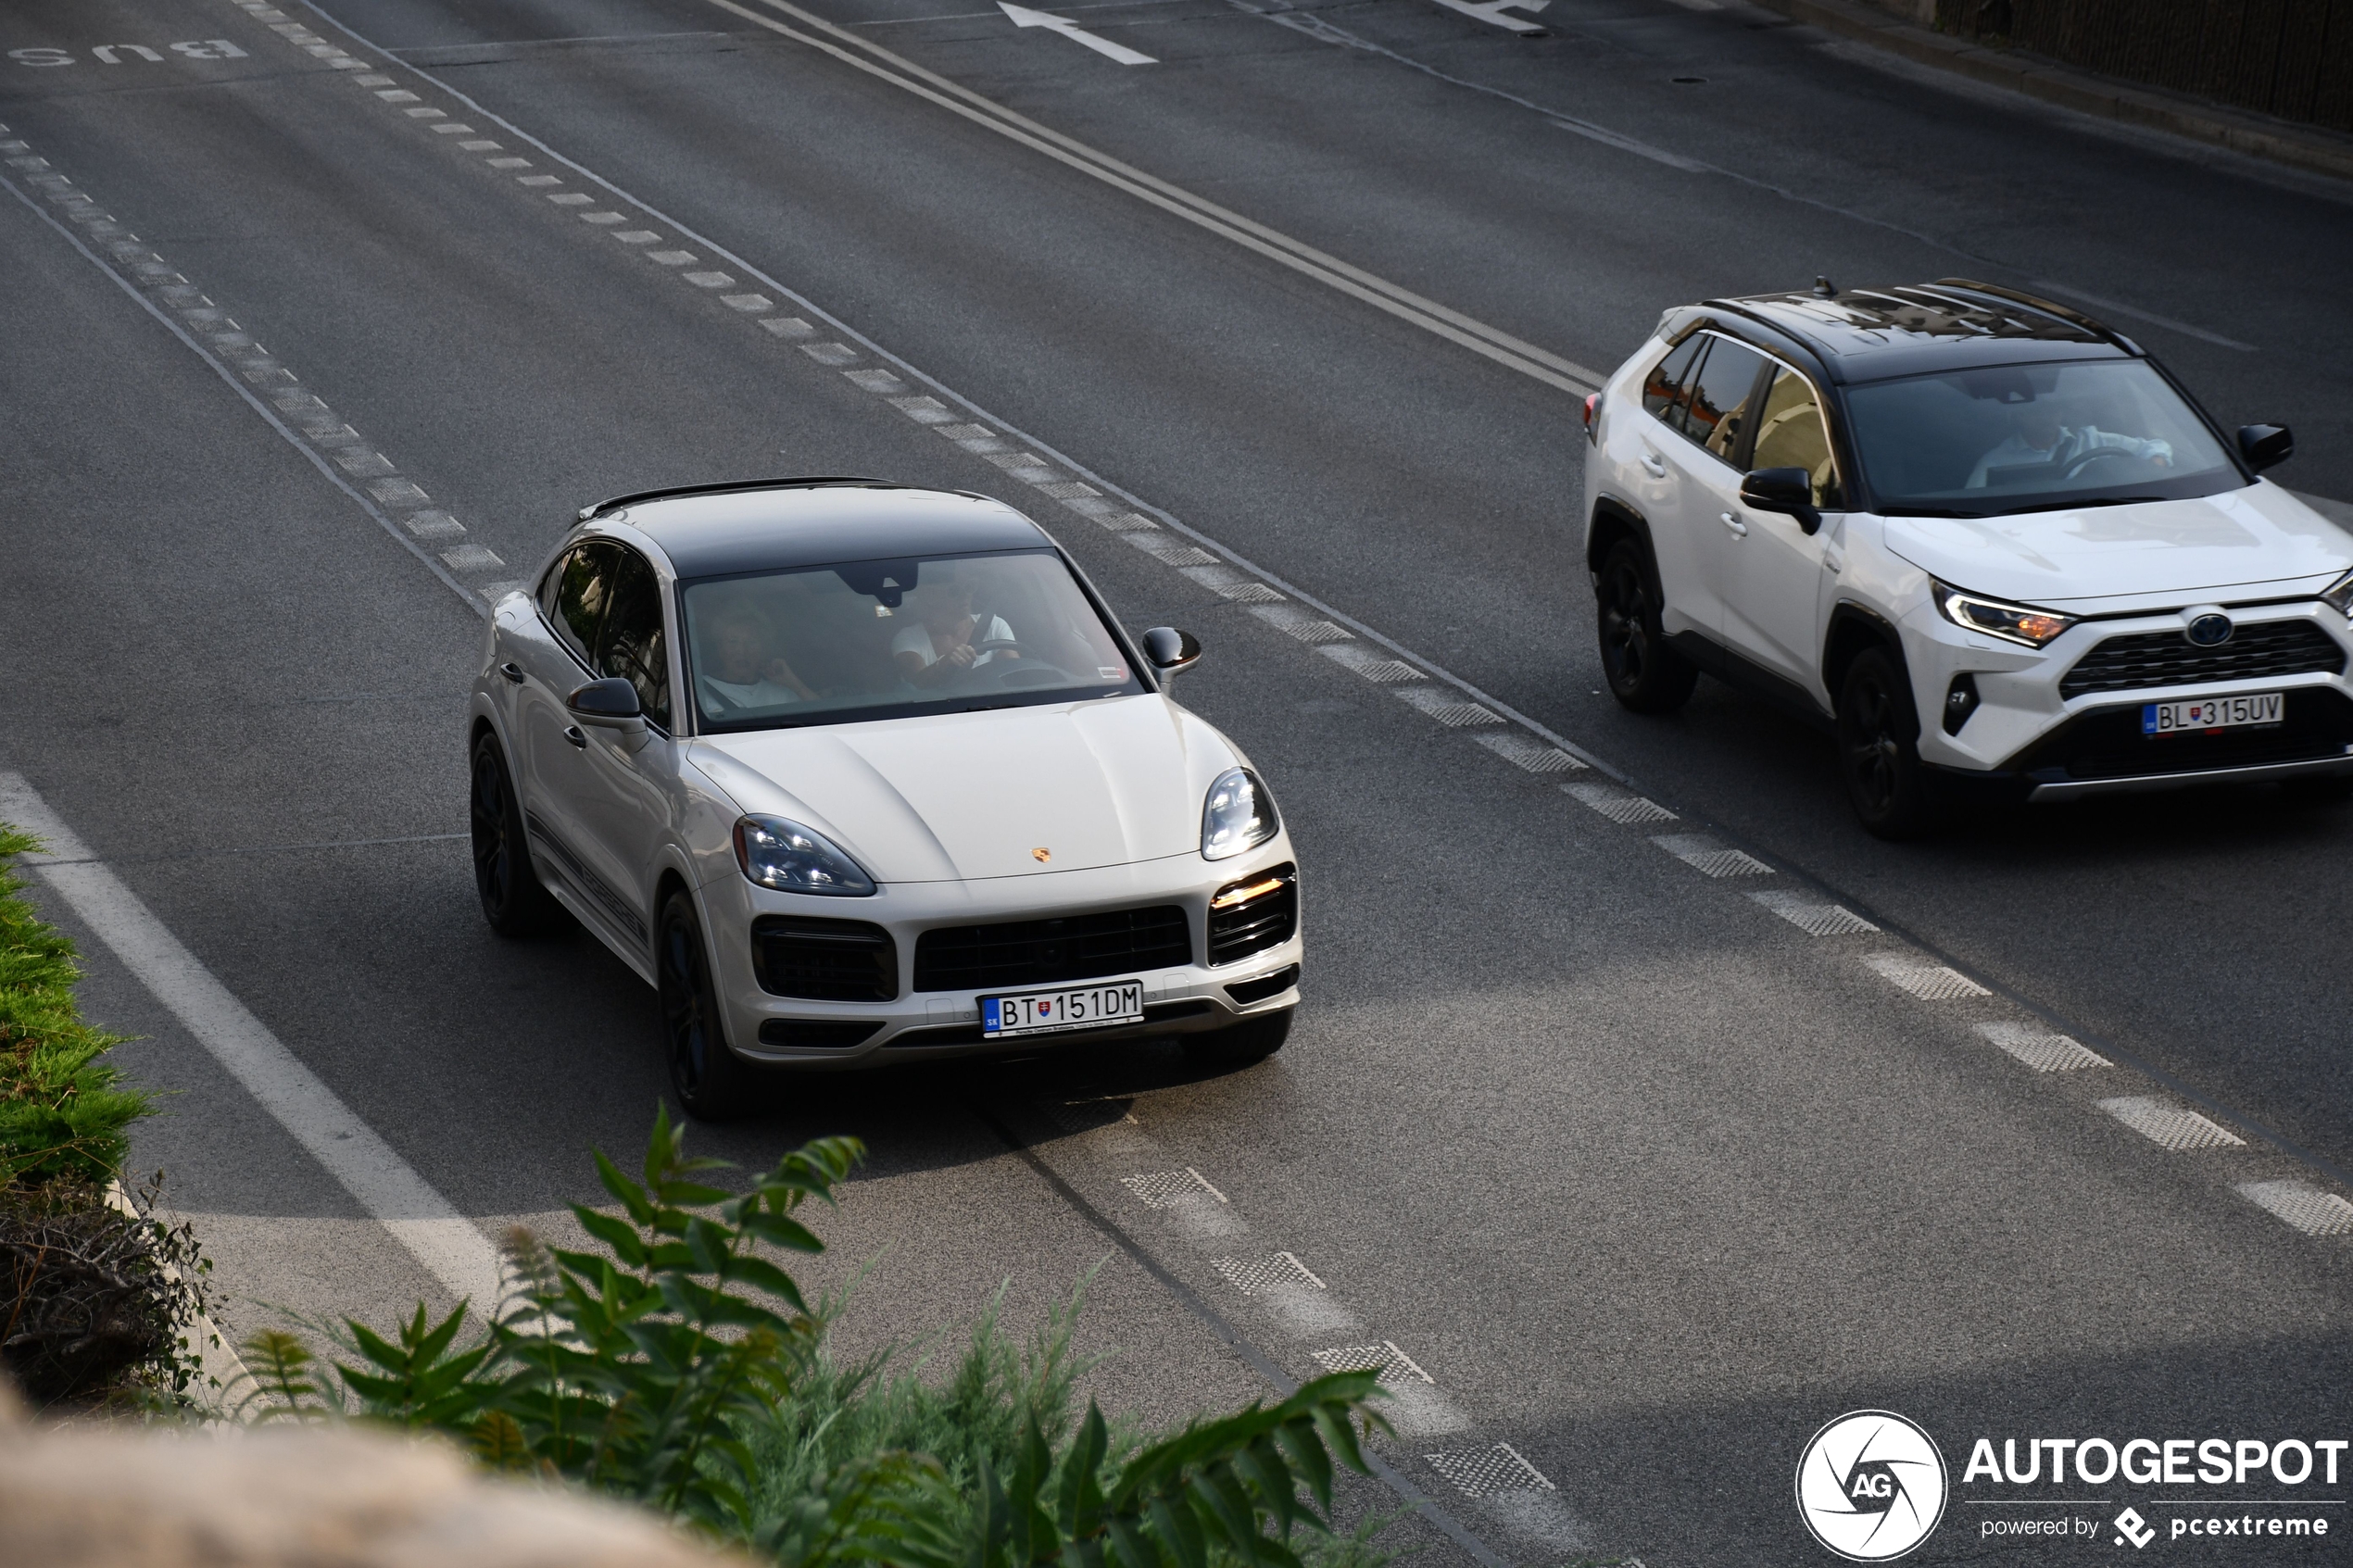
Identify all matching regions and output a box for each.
[688,695,1239,883]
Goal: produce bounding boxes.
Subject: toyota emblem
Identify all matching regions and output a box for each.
[2185,612,2233,646]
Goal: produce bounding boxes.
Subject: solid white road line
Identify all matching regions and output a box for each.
[0,773,503,1310]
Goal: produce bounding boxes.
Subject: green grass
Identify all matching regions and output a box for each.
[0,823,155,1185]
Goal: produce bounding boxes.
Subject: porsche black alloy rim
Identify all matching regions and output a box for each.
[1844,671,1903,812]
[1601,558,1653,688]
[471,746,515,912]
[661,915,714,1100]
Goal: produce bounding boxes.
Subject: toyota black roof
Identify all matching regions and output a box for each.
[580,480,1051,578]
[1698,279,2136,384]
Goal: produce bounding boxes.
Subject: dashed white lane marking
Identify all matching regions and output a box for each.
[1123,531,1218,567]
[1747,888,1877,935]
[799,341,860,365]
[843,368,905,393]
[1974,1021,2109,1073]
[1863,950,1992,1001]
[0,132,497,608]
[1472,730,1585,773]
[2235,1180,2353,1236]
[1426,1443,1554,1498]
[1392,684,1503,726]
[648,247,696,264]
[762,315,816,338]
[2100,1097,2246,1152]
[1214,1251,1325,1292]
[1249,601,1353,644]
[1317,643,1423,684]
[1313,1340,1432,1384]
[1650,832,1770,878]
[683,270,734,287]
[0,775,501,1309]
[1122,1167,1228,1208]
[1179,562,1286,602]
[1563,782,1676,825]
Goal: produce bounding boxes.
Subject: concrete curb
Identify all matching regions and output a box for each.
[1746,0,2353,185]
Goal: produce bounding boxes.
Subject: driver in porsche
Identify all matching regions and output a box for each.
[1967,401,2173,489]
[893,569,1020,689]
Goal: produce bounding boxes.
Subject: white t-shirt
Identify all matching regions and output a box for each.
[893,616,1013,668]
[1967,426,2172,489]
[699,673,801,710]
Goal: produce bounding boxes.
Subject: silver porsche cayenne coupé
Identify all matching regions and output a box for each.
[467,480,1302,1119]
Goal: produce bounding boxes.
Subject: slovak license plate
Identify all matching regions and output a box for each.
[2143,691,2283,735]
[982,980,1144,1039]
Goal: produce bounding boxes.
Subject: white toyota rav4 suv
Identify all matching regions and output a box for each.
[1581,279,2353,836]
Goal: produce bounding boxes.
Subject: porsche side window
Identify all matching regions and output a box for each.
[1642,335,1705,424]
[1751,366,1846,508]
[597,548,672,730]
[551,542,617,664]
[1675,336,1768,462]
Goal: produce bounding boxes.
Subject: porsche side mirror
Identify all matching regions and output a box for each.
[568,677,644,728]
[1740,466,1822,535]
[1141,626,1202,676]
[2239,424,2293,472]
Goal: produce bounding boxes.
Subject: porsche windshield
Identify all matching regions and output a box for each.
[1843,358,2240,517]
[680,548,1143,732]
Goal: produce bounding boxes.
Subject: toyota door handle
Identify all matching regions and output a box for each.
[498,661,525,684]
[563,725,587,748]
[1719,512,1749,537]
[1640,453,1667,478]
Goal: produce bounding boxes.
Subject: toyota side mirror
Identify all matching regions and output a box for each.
[2239,424,2293,472]
[1140,626,1202,677]
[568,677,644,728]
[1740,467,1822,535]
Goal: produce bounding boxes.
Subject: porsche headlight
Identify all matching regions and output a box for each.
[732,815,875,896]
[1933,582,2077,648]
[1201,767,1278,861]
[2322,569,2353,619]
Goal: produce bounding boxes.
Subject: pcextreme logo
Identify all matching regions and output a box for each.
[1796,1410,1950,1561]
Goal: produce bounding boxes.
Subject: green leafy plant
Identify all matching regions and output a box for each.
[236,1106,1391,1568]
[0,824,157,1186]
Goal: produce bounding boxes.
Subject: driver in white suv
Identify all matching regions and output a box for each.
[1967,401,2172,490]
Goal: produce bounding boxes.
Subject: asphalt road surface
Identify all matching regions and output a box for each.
[3,0,2348,1562]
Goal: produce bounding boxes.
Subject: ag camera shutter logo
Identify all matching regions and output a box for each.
[1796,1410,1948,1561]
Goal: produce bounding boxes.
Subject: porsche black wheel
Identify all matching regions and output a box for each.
[659,891,754,1122]
[470,733,564,935]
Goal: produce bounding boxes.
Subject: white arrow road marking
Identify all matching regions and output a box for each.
[999,3,1156,64]
[1428,0,1549,33]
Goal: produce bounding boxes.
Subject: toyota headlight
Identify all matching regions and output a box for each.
[1201,767,1278,861]
[733,815,875,896]
[2322,569,2353,619]
[1933,582,2076,648]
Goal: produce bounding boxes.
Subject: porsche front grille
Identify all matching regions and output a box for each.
[2058,620,2345,699]
[913,906,1190,993]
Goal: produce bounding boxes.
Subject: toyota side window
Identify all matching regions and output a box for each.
[552,542,617,666]
[1675,336,1768,462]
[1751,366,1847,508]
[1642,335,1706,423]
[597,548,672,730]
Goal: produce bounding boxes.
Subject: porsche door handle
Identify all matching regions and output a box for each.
[563,725,587,748]
[1719,512,1749,537]
[1640,453,1667,478]
[498,661,525,684]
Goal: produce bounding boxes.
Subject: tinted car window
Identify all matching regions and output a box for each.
[1751,366,1845,508]
[1642,336,1705,423]
[550,542,619,663]
[1843,358,2238,517]
[1675,336,1768,462]
[682,549,1143,733]
[597,548,671,729]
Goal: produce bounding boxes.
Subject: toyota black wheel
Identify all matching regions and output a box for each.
[1596,537,1698,714]
[470,733,564,935]
[659,890,753,1122]
[1836,646,1935,839]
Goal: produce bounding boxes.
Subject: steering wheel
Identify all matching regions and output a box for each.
[2062,446,2150,481]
